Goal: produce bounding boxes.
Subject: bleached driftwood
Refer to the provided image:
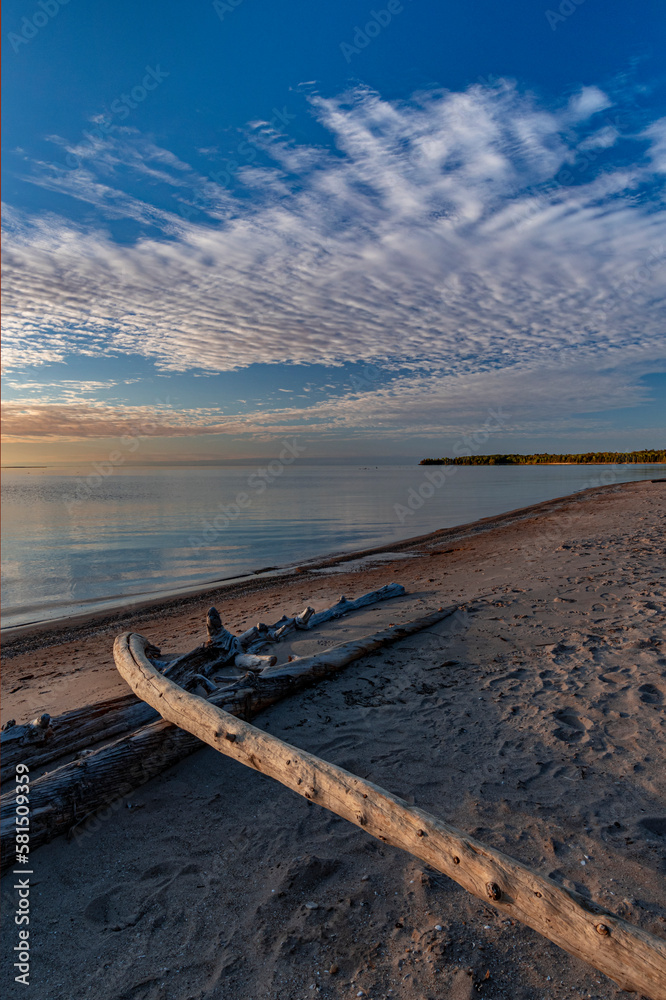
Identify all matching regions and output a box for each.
[239,583,404,651]
[0,605,452,873]
[233,653,277,671]
[114,633,666,1000]
[0,584,406,781]
[239,604,315,651]
[162,583,405,685]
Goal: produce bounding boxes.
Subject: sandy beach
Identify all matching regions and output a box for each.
[1,479,665,999]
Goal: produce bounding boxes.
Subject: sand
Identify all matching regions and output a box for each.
[1,480,665,999]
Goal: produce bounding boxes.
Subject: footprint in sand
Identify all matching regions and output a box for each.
[638,683,664,705]
[256,854,341,916]
[249,854,342,958]
[83,861,205,932]
[639,817,666,837]
[550,642,577,661]
[140,861,178,881]
[552,709,590,742]
[83,889,122,926]
[83,887,153,932]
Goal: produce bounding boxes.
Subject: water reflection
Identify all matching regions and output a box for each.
[1,464,660,627]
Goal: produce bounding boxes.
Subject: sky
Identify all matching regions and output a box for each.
[2,0,666,465]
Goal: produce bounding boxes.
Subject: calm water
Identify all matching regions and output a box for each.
[1,463,661,628]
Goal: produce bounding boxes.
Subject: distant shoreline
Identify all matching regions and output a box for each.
[420,449,665,466]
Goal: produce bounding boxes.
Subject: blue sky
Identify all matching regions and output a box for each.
[2,0,665,463]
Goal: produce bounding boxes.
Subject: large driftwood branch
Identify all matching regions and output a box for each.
[0,606,451,873]
[162,583,405,684]
[114,632,666,1000]
[0,584,406,780]
[236,584,407,653]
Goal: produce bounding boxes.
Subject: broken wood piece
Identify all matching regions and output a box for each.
[206,606,223,640]
[237,605,313,648]
[114,633,666,1000]
[206,610,242,657]
[294,606,315,628]
[0,605,451,872]
[274,607,314,640]
[1,711,52,746]
[234,653,277,671]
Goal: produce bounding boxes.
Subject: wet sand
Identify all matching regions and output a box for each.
[1,479,665,999]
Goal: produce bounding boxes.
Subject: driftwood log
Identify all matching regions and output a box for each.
[114,632,666,1000]
[240,585,405,648]
[0,584,405,782]
[0,695,158,780]
[0,605,453,873]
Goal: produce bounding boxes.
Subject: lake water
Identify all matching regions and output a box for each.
[1,463,661,629]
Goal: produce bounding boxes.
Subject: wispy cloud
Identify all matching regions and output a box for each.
[1,358,655,443]
[4,379,119,399]
[2,80,665,440]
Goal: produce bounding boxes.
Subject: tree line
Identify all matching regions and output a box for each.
[419,449,666,466]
